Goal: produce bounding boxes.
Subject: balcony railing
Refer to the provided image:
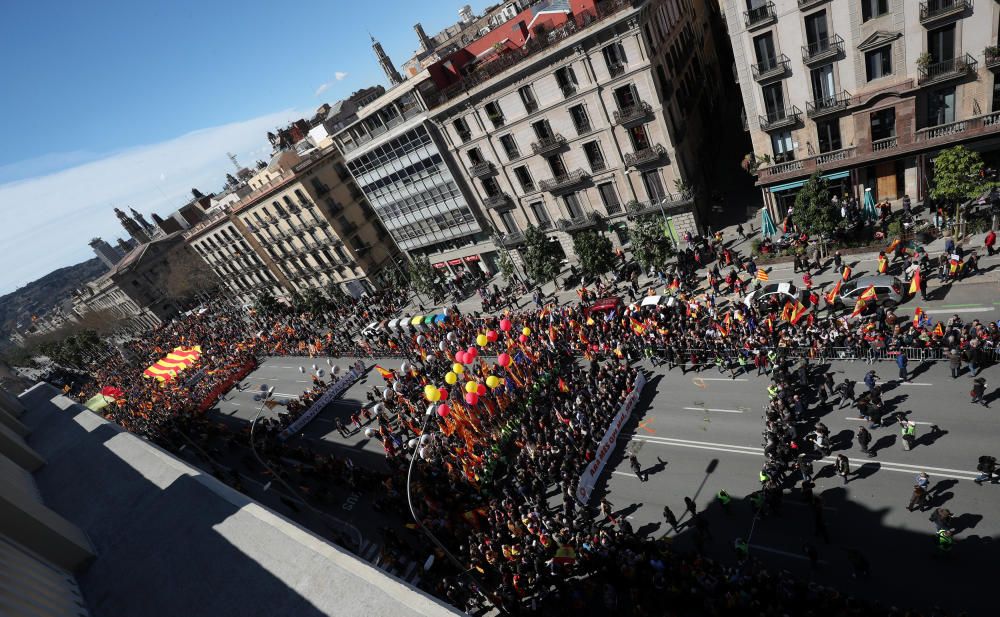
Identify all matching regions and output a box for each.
[916,111,1000,141]
[468,161,496,178]
[574,120,593,136]
[626,194,694,218]
[871,136,898,152]
[612,101,653,126]
[814,146,857,166]
[556,212,602,233]
[559,82,577,97]
[744,1,776,30]
[985,47,1000,70]
[802,34,844,65]
[483,193,513,210]
[530,134,567,155]
[607,63,626,78]
[539,169,590,193]
[499,231,526,247]
[918,53,977,85]
[624,144,668,167]
[751,54,790,82]
[758,106,801,131]
[919,0,972,25]
[806,90,852,118]
[797,0,830,9]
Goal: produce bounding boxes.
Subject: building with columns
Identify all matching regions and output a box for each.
[724,0,1000,213]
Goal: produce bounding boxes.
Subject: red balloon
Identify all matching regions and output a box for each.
[465,392,479,405]
[476,383,486,396]
[518,334,528,343]
[438,388,448,400]
[437,404,450,417]
[466,346,477,357]
[455,351,466,364]
[486,330,498,342]
[498,353,511,367]
[499,318,512,332]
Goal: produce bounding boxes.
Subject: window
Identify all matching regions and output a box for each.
[466,147,483,165]
[499,210,519,234]
[563,192,584,218]
[569,104,591,134]
[531,120,553,139]
[484,101,505,128]
[546,155,567,178]
[583,141,606,172]
[861,0,888,22]
[803,11,829,51]
[993,78,1000,112]
[771,131,794,162]
[816,119,842,153]
[499,134,520,160]
[810,64,835,102]
[530,201,550,227]
[753,33,776,67]
[927,87,956,126]
[518,85,538,113]
[614,84,640,111]
[927,24,955,64]
[598,182,621,214]
[482,177,502,197]
[453,117,471,142]
[865,46,892,81]
[513,166,535,192]
[870,107,896,141]
[628,125,651,151]
[642,170,666,202]
[555,66,578,96]
[602,42,628,75]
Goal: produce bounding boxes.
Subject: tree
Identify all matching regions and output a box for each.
[324,282,349,307]
[297,288,328,315]
[792,173,840,237]
[497,249,516,283]
[629,214,676,273]
[408,255,442,298]
[571,230,616,279]
[522,226,563,286]
[930,145,991,202]
[253,290,282,317]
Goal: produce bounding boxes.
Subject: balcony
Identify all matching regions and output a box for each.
[806,90,852,118]
[918,53,977,85]
[539,169,590,193]
[315,184,330,196]
[607,63,626,78]
[456,130,472,144]
[530,134,567,155]
[612,101,653,126]
[751,54,790,83]
[626,194,694,219]
[986,47,1000,70]
[801,34,844,66]
[468,161,496,178]
[916,111,1000,142]
[559,82,577,97]
[919,0,972,25]
[624,144,668,167]
[483,193,513,211]
[574,120,593,136]
[744,1,776,30]
[797,0,830,9]
[758,106,801,131]
[871,136,899,153]
[556,212,603,233]
[498,231,525,248]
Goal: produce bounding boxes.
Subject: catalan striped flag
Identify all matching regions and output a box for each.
[756,269,769,282]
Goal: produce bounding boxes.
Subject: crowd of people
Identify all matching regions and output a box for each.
[69,220,999,617]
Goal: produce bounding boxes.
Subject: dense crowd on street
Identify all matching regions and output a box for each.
[68,222,999,617]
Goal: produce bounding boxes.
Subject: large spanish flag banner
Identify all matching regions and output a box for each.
[143,346,202,382]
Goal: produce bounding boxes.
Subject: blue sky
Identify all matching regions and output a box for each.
[0,0,488,294]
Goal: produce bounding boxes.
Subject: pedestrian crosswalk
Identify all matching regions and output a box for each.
[356,539,422,588]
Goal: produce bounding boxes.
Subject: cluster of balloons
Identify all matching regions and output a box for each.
[423,384,447,402]
[455,347,478,364]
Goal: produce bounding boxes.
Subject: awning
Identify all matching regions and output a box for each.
[641,295,661,306]
[768,170,851,193]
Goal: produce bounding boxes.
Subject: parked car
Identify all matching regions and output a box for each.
[743,282,805,309]
[584,296,622,318]
[833,275,904,310]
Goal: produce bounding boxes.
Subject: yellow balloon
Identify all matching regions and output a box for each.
[431,388,442,402]
[424,385,437,401]
[476,334,488,347]
[445,371,458,384]
[522,327,531,336]
[486,375,500,388]
[465,381,478,394]
[453,363,465,374]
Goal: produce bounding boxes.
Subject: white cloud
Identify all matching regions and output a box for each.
[335,71,348,81]
[314,82,330,96]
[0,109,299,295]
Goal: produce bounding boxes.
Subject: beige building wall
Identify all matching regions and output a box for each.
[187,218,283,306]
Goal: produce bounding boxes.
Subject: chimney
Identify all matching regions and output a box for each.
[414,23,433,53]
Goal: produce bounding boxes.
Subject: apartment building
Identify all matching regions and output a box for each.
[428,0,722,259]
[186,144,399,301]
[725,0,1000,213]
[332,76,500,279]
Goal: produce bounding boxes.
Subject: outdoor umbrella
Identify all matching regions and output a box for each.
[760,208,777,237]
[862,188,878,223]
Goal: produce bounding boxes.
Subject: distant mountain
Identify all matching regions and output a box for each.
[0,257,106,347]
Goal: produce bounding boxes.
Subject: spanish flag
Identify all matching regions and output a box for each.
[558,378,569,393]
[912,307,923,328]
[630,317,646,335]
[669,278,680,290]
[825,279,842,305]
[780,301,794,322]
[878,256,888,274]
[375,365,395,381]
[932,322,944,336]
[850,298,866,318]
[789,301,808,325]
[756,270,769,282]
[842,266,852,281]
[859,285,877,302]
[886,238,901,254]
[908,269,921,296]
[579,330,590,345]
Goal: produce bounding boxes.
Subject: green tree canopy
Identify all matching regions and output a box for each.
[408,255,442,298]
[571,230,616,279]
[497,249,516,283]
[930,145,990,202]
[628,214,676,273]
[253,290,282,317]
[792,173,839,237]
[522,226,563,286]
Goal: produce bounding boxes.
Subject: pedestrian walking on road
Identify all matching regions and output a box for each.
[629,454,648,482]
[974,455,997,485]
[900,420,917,451]
[835,454,852,484]
[662,505,678,532]
[907,484,928,512]
[856,426,873,457]
[896,352,908,382]
[864,370,878,392]
[837,378,856,409]
[971,377,987,407]
[949,349,962,379]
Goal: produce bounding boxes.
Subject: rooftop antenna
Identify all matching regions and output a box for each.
[227,152,242,171]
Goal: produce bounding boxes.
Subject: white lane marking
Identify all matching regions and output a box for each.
[899,382,933,386]
[635,436,979,479]
[844,417,936,425]
[269,392,301,399]
[697,377,749,382]
[682,407,744,414]
[749,544,828,564]
[924,307,992,314]
[613,471,640,478]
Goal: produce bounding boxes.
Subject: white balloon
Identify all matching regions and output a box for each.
[298,366,305,374]
[332,365,341,374]
[316,369,325,377]
[326,358,332,366]
[417,335,426,345]
[443,308,451,316]
[364,428,374,438]
[393,381,403,393]
[447,332,457,342]
[420,434,431,444]
[311,364,317,371]
[438,341,447,351]
[419,447,428,459]
[372,403,381,415]
[408,438,417,448]
[383,388,393,400]
[401,360,411,373]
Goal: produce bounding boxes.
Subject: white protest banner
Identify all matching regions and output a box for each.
[576,371,646,504]
[279,361,365,440]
